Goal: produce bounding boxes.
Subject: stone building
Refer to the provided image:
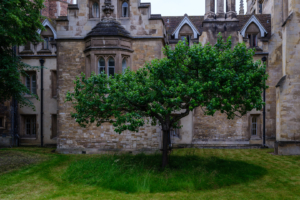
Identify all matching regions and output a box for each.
[1,0,299,155]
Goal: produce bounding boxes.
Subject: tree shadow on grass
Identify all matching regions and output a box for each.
[62,153,267,193]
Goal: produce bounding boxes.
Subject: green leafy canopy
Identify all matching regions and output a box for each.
[0,0,45,108]
[66,35,268,133]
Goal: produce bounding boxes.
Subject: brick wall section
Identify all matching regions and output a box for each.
[41,0,50,18]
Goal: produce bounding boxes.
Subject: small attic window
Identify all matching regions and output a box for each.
[246,23,260,47]
[92,3,99,18]
[248,34,258,47]
[122,2,128,17]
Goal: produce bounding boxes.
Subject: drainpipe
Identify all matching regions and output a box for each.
[261,56,267,148]
[39,58,45,147]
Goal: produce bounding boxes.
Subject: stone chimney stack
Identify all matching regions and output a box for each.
[239,0,245,15]
[216,0,225,19]
[226,0,237,19]
[204,0,215,20]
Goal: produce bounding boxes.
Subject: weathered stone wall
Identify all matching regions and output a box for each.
[56,0,165,38]
[275,0,300,154]
[131,39,164,70]
[199,21,240,46]
[56,40,162,153]
[264,0,283,143]
[19,58,58,146]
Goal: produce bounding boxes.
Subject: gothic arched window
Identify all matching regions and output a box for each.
[108,57,115,77]
[252,116,257,135]
[99,58,105,74]
[122,58,127,73]
[122,2,128,17]
[92,2,99,18]
[246,23,260,47]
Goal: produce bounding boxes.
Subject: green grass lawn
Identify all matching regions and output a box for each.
[0,147,299,200]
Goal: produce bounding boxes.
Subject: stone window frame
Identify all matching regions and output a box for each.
[24,71,37,95]
[118,0,130,18]
[20,115,37,139]
[246,23,260,48]
[180,35,191,46]
[107,56,115,78]
[0,116,6,129]
[89,0,100,19]
[121,56,130,73]
[97,55,116,77]
[98,56,106,74]
[247,33,258,47]
[249,114,261,139]
[41,26,55,50]
[172,16,200,40]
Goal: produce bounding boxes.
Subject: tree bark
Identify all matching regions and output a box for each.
[162,130,169,169]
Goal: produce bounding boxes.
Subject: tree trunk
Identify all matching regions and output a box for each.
[162,130,169,169]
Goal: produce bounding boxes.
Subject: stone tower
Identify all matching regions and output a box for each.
[239,0,244,15]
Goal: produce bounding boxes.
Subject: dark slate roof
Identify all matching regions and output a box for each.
[162,15,204,37]
[237,14,272,40]
[162,14,271,40]
[86,19,131,38]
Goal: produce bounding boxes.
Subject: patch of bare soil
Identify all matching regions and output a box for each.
[0,151,49,174]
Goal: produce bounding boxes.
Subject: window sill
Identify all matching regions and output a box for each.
[88,18,100,21]
[19,50,34,55]
[24,95,36,98]
[37,49,52,55]
[250,135,261,140]
[20,137,37,140]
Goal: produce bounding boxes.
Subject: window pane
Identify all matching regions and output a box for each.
[31,74,36,95]
[26,76,31,92]
[31,117,36,135]
[252,117,257,135]
[92,3,99,18]
[0,118,3,127]
[122,2,128,17]
[99,67,105,74]
[122,59,127,73]
[99,58,105,67]
[253,35,257,47]
[108,58,115,67]
[109,67,114,77]
[99,58,105,74]
[26,118,31,135]
[248,34,251,46]
[44,38,49,49]
[181,36,186,41]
